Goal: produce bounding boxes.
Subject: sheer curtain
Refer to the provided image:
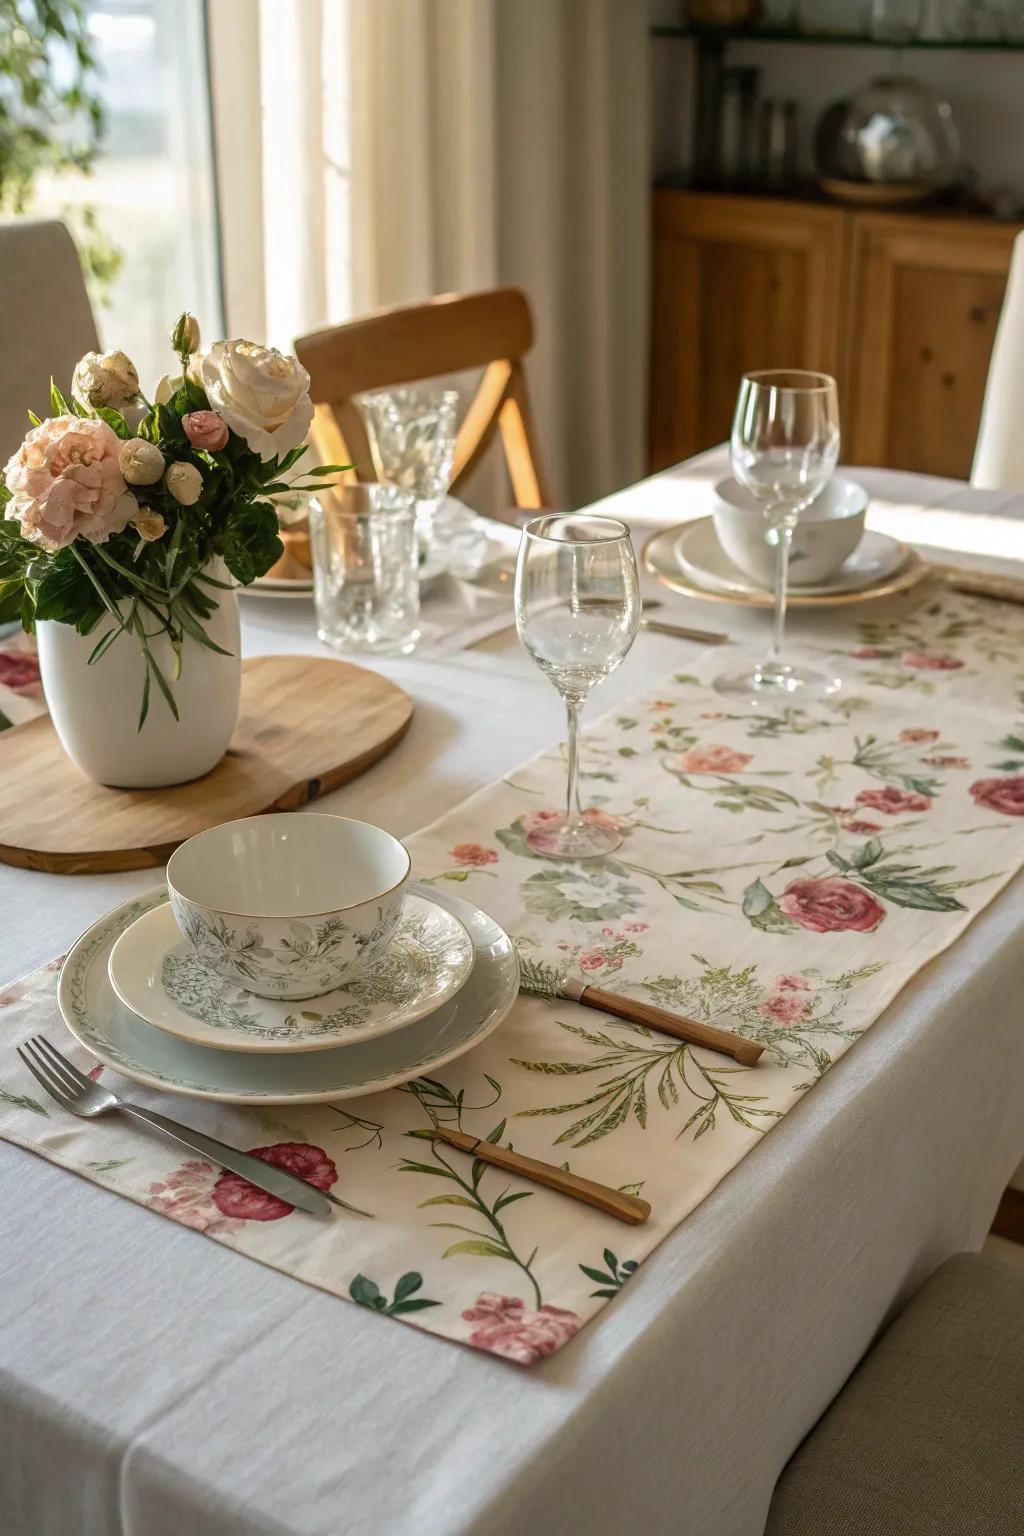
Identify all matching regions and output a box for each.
[207,0,649,508]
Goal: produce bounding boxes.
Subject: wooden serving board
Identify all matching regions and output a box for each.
[0,655,413,875]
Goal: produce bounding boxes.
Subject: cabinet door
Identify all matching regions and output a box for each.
[846,213,1021,479]
[649,191,846,471]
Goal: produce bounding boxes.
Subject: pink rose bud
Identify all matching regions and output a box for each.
[183,410,229,452]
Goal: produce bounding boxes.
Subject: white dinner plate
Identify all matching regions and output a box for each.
[59,884,519,1103]
[644,520,926,609]
[241,578,313,600]
[108,892,475,1054]
[676,517,907,596]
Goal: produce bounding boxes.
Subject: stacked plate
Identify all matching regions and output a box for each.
[58,815,519,1105]
[644,475,926,608]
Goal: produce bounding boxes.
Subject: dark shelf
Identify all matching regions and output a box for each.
[651,23,1024,51]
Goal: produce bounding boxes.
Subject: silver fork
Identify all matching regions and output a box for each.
[17,1035,372,1219]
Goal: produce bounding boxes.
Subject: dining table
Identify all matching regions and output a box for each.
[3,445,1024,1536]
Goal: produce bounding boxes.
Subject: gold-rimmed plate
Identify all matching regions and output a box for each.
[643,520,927,609]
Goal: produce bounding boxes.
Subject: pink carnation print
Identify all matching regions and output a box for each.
[776,973,810,992]
[854,786,932,815]
[0,649,41,696]
[899,728,940,744]
[211,1142,338,1222]
[779,876,885,934]
[842,819,883,835]
[901,651,964,671]
[676,744,752,775]
[461,1293,581,1364]
[3,415,137,551]
[970,775,1024,816]
[758,994,810,1026]
[146,1159,243,1235]
[578,950,609,972]
[522,807,620,855]
[922,755,969,769]
[450,843,498,867]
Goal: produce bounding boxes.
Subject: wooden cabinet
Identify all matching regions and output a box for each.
[650,190,1022,480]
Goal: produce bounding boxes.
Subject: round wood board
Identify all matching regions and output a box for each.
[0,654,413,874]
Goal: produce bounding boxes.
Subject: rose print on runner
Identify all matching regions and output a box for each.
[212,1142,338,1221]
[776,974,811,991]
[460,1293,581,1364]
[779,877,886,934]
[675,745,752,774]
[970,775,1024,816]
[901,652,964,671]
[146,1159,243,1235]
[854,786,932,816]
[843,819,883,835]
[450,843,499,867]
[758,994,811,1025]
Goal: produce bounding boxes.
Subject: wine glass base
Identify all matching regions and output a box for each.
[528,814,623,861]
[713,656,842,705]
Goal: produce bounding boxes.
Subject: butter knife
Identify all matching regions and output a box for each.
[519,965,763,1066]
[640,616,730,645]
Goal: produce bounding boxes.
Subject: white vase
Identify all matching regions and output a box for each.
[37,568,241,788]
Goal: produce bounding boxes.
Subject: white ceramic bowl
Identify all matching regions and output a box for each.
[166,814,411,1000]
[712,475,868,588]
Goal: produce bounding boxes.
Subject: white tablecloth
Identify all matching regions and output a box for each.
[3,451,1024,1536]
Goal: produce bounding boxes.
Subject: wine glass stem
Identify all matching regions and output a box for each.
[767,521,794,673]
[565,697,583,821]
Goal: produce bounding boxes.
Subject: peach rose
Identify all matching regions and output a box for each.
[450,843,498,867]
[676,744,752,774]
[854,786,932,815]
[3,416,137,551]
[183,410,229,452]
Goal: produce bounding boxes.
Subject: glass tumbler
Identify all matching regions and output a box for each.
[310,484,420,656]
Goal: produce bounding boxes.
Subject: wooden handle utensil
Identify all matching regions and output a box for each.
[933,564,1024,606]
[564,980,763,1067]
[433,1128,651,1225]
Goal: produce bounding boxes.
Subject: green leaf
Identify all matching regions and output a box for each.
[850,837,883,870]
[590,1288,620,1300]
[441,1239,508,1260]
[741,878,773,918]
[389,1297,441,1314]
[579,1264,616,1286]
[493,1190,532,1213]
[392,1272,423,1304]
[485,1117,506,1144]
[417,1194,479,1209]
[826,850,852,873]
[349,1273,381,1307]
[50,380,73,416]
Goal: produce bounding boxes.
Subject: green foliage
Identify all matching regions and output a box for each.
[349,1271,440,1317]
[0,0,122,298]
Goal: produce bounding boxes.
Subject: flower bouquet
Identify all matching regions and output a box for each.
[0,315,342,785]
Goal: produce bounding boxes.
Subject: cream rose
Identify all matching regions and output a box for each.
[72,350,140,409]
[195,340,313,462]
[119,438,165,486]
[3,416,138,551]
[164,461,204,505]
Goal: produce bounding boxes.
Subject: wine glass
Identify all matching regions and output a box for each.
[515,515,641,860]
[360,386,458,572]
[714,369,841,702]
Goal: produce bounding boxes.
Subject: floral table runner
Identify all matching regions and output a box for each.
[3,590,1024,1365]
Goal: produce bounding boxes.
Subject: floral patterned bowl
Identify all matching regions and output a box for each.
[166,814,411,1000]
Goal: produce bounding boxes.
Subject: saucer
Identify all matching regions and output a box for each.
[108,892,474,1053]
[644,520,926,609]
[59,884,518,1104]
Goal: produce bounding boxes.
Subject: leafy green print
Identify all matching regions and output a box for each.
[991,732,1024,773]
[514,1019,782,1148]
[323,1104,384,1153]
[349,1272,440,1317]
[810,733,943,799]
[0,1086,47,1116]
[659,760,801,818]
[513,957,886,1145]
[580,1248,638,1300]
[398,1077,543,1308]
[520,867,645,926]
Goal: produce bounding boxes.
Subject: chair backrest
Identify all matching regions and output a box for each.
[0,219,99,463]
[973,229,1024,490]
[295,288,551,512]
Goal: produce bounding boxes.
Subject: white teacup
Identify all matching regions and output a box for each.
[712,475,868,588]
[166,813,411,1000]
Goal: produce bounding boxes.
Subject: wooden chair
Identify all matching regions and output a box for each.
[294,288,552,514]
